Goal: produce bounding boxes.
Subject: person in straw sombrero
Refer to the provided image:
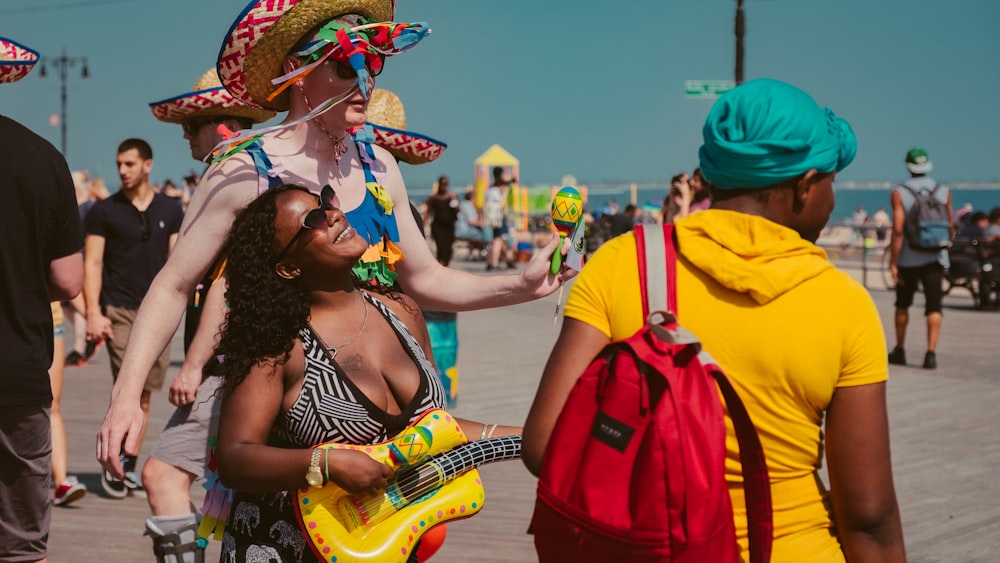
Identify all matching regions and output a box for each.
[365,87,447,166]
[364,88,459,268]
[138,68,276,563]
[1,35,85,563]
[95,0,565,552]
[139,83,450,563]
[150,68,278,173]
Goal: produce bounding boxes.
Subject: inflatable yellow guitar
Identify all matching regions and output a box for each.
[295,409,522,563]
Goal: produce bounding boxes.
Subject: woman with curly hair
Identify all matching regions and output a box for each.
[213,185,519,561]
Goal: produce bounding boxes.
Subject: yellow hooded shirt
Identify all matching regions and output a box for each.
[565,210,888,562]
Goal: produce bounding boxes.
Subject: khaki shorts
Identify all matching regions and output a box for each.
[104,305,169,392]
[0,406,52,561]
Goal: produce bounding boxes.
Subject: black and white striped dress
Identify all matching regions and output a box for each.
[221,292,447,563]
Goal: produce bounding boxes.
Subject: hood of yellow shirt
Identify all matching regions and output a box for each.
[675,209,834,305]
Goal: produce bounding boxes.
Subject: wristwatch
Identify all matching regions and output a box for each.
[306,447,324,488]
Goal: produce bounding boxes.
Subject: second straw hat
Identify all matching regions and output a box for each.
[149,69,277,124]
[367,89,446,165]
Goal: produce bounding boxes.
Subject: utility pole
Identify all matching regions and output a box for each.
[735,0,745,85]
[39,47,88,157]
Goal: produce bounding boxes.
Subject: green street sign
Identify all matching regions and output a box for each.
[685,80,735,98]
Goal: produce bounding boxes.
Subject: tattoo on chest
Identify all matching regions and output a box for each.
[339,353,364,372]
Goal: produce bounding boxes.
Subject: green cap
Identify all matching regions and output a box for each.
[905,148,933,174]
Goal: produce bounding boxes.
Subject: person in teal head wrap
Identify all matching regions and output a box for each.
[699,78,857,192]
[523,78,906,562]
[693,78,859,243]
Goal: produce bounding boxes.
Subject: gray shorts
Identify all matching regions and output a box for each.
[150,376,223,477]
[0,405,52,561]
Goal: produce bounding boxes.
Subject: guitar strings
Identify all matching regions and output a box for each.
[340,436,523,526]
[384,436,521,497]
[351,436,522,522]
[383,436,521,497]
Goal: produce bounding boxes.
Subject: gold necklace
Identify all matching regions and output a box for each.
[324,293,369,357]
[298,84,349,162]
[314,119,349,163]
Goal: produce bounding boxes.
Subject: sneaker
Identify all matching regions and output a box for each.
[84,338,104,360]
[923,351,937,370]
[53,476,87,506]
[64,350,87,367]
[101,468,127,499]
[123,471,147,498]
[888,347,906,366]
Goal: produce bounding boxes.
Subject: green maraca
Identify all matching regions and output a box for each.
[550,187,583,275]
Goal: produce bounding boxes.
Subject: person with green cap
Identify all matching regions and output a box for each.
[888,147,953,369]
[524,78,905,561]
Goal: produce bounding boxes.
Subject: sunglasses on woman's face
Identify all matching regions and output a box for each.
[275,185,337,261]
[331,53,385,80]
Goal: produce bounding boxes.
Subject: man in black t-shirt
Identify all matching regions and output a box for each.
[83,138,184,499]
[0,36,84,563]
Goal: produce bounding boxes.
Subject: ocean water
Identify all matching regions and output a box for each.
[542,186,1000,224]
[410,184,1000,224]
[827,188,1000,223]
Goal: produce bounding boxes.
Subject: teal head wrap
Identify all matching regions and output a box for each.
[698,79,857,190]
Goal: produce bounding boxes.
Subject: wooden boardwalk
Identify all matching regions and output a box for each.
[47,258,1000,562]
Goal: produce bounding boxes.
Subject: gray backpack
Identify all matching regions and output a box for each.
[901,183,950,250]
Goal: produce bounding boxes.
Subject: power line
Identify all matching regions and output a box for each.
[0,0,133,15]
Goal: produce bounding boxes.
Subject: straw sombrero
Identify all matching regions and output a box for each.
[0,36,39,84]
[217,0,395,112]
[149,69,277,124]
[367,88,446,165]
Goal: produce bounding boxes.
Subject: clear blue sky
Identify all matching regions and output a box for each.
[1,0,997,194]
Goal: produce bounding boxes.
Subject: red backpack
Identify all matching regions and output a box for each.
[530,224,773,562]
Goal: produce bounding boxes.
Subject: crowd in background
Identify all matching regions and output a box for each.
[70,169,203,212]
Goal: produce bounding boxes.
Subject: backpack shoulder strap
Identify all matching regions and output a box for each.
[712,369,774,563]
[635,224,677,318]
[899,183,919,197]
[636,226,774,561]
